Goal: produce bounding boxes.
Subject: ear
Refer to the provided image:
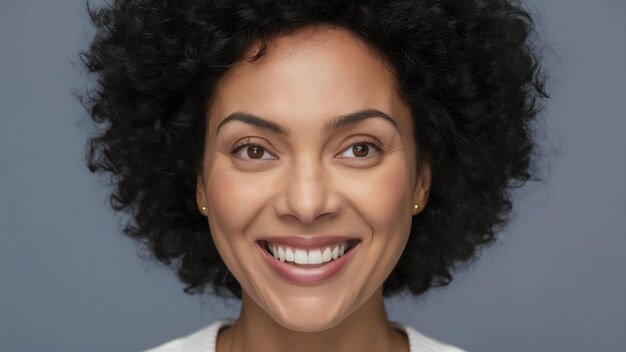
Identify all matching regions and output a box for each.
[412,156,432,216]
[196,172,208,216]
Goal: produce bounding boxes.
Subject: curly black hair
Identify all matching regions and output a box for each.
[81,0,547,298]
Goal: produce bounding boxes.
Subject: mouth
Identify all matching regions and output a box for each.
[260,239,359,267]
[257,239,361,285]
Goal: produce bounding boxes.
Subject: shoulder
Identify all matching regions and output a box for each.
[393,322,468,352]
[142,319,234,352]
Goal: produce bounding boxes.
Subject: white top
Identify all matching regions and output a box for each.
[144,319,466,352]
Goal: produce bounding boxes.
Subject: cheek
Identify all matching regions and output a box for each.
[347,158,413,235]
[205,166,268,236]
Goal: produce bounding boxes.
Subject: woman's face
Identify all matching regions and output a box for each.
[197,26,430,332]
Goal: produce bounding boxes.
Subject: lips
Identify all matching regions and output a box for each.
[257,236,360,285]
[265,240,356,265]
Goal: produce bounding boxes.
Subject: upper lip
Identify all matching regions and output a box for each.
[257,235,359,249]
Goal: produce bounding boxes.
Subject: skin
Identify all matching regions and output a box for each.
[196,25,431,352]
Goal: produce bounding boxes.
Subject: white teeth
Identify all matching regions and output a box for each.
[278,246,285,262]
[294,249,308,264]
[308,249,323,264]
[331,246,339,260]
[285,247,294,262]
[322,247,332,262]
[266,241,352,265]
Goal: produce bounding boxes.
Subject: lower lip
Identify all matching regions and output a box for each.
[258,242,359,285]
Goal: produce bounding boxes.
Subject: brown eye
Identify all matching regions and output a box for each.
[352,144,370,158]
[231,142,277,161]
[247,145,264,159]
[338,139,382,159]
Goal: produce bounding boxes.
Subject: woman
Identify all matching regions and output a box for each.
[81,0,546,351]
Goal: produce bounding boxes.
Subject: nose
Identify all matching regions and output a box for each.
[275,156,338,224]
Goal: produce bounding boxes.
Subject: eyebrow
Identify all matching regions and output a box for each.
[215,108,399,137]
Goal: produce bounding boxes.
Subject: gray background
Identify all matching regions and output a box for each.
[1,1,624,351]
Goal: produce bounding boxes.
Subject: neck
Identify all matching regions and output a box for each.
[217,289,408,352]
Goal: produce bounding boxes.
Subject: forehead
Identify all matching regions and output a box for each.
[207,25,409,131]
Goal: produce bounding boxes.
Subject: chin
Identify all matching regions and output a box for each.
[265,296,351,333]
[272,312,345,333]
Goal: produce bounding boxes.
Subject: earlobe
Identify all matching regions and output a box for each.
[412,159,432,215]
[196,173,208,215]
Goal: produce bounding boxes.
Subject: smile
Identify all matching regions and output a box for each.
[257,239,360,285]
[265,240,356,266]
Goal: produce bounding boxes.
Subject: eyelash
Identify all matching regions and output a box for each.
[229,136,384,161]
[342,137,384,158]
[230,137,262,157]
